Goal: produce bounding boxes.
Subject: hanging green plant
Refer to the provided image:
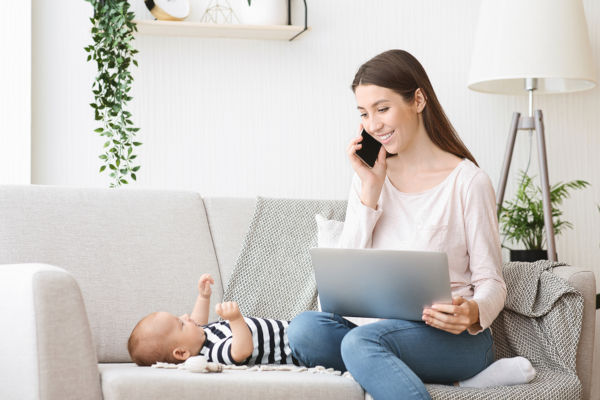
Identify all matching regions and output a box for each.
[84,0,141,187]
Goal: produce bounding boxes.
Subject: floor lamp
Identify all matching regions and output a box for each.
[467,0,597,262]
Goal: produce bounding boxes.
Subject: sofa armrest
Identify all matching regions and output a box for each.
[552,266,596,400]
[0,264,102,400]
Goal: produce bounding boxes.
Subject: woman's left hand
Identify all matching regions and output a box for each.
[422,297,479,335]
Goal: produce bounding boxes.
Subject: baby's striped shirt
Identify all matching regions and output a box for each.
[199,317,301,366]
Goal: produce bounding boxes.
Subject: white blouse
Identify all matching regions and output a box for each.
[338,159,506,334]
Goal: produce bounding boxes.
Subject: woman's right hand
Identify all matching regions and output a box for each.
[347,124,387,209]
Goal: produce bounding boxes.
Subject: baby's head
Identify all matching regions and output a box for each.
[128,311,206,366]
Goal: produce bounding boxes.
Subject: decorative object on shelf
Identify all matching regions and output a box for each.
[200,0,239,24]
[144,0,190,21]
[85,0,142,188]
[499,170,589,262]
[468,0,597,262]
[238,0,288,26]
[133,1,308,41]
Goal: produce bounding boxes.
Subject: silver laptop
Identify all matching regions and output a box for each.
[310,248,452,321]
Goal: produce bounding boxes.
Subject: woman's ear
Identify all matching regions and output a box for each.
[414,88,426,113]
[173,347,191,361]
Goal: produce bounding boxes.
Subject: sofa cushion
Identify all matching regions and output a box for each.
[222,197,347,320]
[0,185,222,363]
[315,214,344,248]
[203,197,257,292]
[99,363,365,400]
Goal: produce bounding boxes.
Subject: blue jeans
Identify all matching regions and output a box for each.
[288,311,495,400]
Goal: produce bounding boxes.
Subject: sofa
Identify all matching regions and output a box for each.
[0,185,596,400]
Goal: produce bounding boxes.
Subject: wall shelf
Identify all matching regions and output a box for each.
[133,20,308,41]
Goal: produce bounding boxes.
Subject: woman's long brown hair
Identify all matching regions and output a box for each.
[352,49,478,166]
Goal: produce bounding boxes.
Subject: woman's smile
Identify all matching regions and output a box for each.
[377,130,395,144]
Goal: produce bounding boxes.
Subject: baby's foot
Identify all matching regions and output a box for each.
[459,356,536,388]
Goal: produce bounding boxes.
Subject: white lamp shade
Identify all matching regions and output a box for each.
[468,0,597,94]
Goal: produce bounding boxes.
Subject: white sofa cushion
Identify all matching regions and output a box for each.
[203,197,257,290]
[315,214,344,248]
[0,185,222,362]
[99,363,365,400]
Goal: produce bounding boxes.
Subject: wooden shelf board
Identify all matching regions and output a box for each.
[133,20,308,40]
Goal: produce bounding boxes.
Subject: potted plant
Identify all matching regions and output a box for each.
[238,0,288,25]
[84,0,141,188]
[499,171,589,262]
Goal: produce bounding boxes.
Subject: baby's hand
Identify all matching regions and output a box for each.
[198,274,214,299]
[215,302,243,322]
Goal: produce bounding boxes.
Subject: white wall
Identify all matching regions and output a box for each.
[31,0,600,285]
[1,0,31,184]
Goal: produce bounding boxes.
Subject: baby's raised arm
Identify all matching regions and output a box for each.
[190,273,214,325]
[216,302,253,363]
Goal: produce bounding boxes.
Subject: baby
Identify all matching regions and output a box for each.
[127,273,300,367]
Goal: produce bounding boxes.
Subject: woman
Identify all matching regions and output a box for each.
[287,50,532,399]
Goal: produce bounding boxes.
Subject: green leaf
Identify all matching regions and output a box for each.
[109,164,116,170]
[133,141,142,146]
[99,154,107,160]
[131,173,137,181]
[99,165,106,173]
[94,127,104,133]
[500,169,589,249]
[132,165,140,172]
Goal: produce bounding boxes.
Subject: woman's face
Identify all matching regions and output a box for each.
[355,84,424,155]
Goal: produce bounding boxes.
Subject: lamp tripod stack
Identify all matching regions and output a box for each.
[496,80,556,261]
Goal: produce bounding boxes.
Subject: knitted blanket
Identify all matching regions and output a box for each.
[223,197,346,320]
[426,260,583,399]
[224,198,583,399]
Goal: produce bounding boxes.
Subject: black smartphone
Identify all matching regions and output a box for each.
[355,129,382,168]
